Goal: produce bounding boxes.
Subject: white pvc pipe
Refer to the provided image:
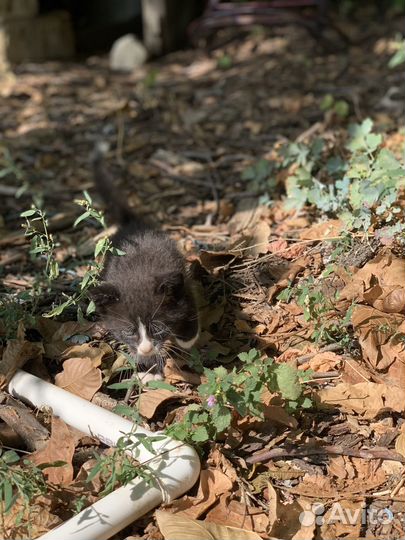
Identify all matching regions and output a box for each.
[8,370,200,540]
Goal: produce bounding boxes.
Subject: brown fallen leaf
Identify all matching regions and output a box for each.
[1,494,62,539]
[30,417,77,485]
[318,381,405,419]
[36,318,94,342]
[61,341,113,367]
[351,305,405,371]
[138,388,190,420]
[198,251,238,276]
[170,468,233,519]
[321,499,363,540]
[383,288,405,314]
[156,510,264,540]
[307,351,342,372]
[300,219,344,240]
[0,322,43,388]
[241,219,271,256]
[206,494,269,535]
[395,431,405,458]
[339,252,405,313]
[55,357,102,400]
[164,358,201,385]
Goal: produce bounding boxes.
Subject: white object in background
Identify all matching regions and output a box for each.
[109,34,148,71]
[8,370,200,540]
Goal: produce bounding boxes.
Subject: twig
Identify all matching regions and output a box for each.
[246,445,405,465]
[0,394,49,452]
[297,343,343,365]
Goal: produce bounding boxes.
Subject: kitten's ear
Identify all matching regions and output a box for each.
[155,272,184,297]
[88,282,120,307]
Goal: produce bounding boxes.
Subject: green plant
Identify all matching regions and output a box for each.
[86,433,164,496]
[0,450,47,532]
[389,37,405,68]
[278,276,354,346]
[320,94,350,118]
[21,191,125,319]
[243,119,404,237]
[241,158,277,195]
[166,349,311,445]
[217,54,233,70]
[21,207,60,282]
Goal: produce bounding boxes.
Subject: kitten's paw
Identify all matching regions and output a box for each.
[138,372,164,384]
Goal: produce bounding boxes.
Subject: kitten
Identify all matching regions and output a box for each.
[89,146,199,380]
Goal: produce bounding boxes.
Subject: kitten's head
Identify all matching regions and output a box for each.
[89,270,199,372]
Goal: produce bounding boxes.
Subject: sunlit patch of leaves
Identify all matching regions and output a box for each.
[242,118,405,238]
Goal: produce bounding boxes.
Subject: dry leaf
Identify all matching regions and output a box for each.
[318,381,405,419]
[170,469,233,519]
[30,417,77,485]
[1,494,61,539]
[340,252,405,312]
[0,322,43,387]
[320,499,363,540]
[300,219,344,240]
[138,389,189,420]
[206,494,269,535]
[61,341,113,367]
[55,357,102,400]
[351,305,405,371]
[307,351,342,372]
[242,220,271,256]
[395,432,405,458]
[164,358,201,385]
[156,510,263,540]
[383,288,405,314]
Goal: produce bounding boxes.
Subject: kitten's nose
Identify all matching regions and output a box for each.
[138,339,154,356]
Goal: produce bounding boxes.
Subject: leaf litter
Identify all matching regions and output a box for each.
[0,8,404,540]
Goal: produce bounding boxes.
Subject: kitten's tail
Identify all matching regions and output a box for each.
[91,142,143,228]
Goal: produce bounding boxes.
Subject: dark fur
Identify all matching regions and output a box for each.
[90,148,199,373]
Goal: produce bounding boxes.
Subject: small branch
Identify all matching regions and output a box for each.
[297,343,343,365]
[0,394,49,452]
[246,445,405,465]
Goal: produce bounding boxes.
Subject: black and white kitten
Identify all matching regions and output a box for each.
[89,147,199,380]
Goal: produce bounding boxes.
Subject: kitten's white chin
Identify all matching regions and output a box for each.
[138,372,163,384]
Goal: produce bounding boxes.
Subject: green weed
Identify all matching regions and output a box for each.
[86,433,165,496]
[166,348,311,445]
[0,450,47,533]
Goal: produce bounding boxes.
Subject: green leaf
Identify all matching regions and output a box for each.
[146,380,177,391]
[320,93,334,111]
[333,100,349,117]
[37,460,67,469]
[44,299,73,318]
[301,397,313,409]
[2,450,19,464]
[86,300,96,315]
[95,237,107,257]
[211,405,232,433]
[74,211,91,228]
[3,481,15,514]
[108,381,135,390]
[192,425,210,442]
[275,364,302,401]
[20,209,37,217]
